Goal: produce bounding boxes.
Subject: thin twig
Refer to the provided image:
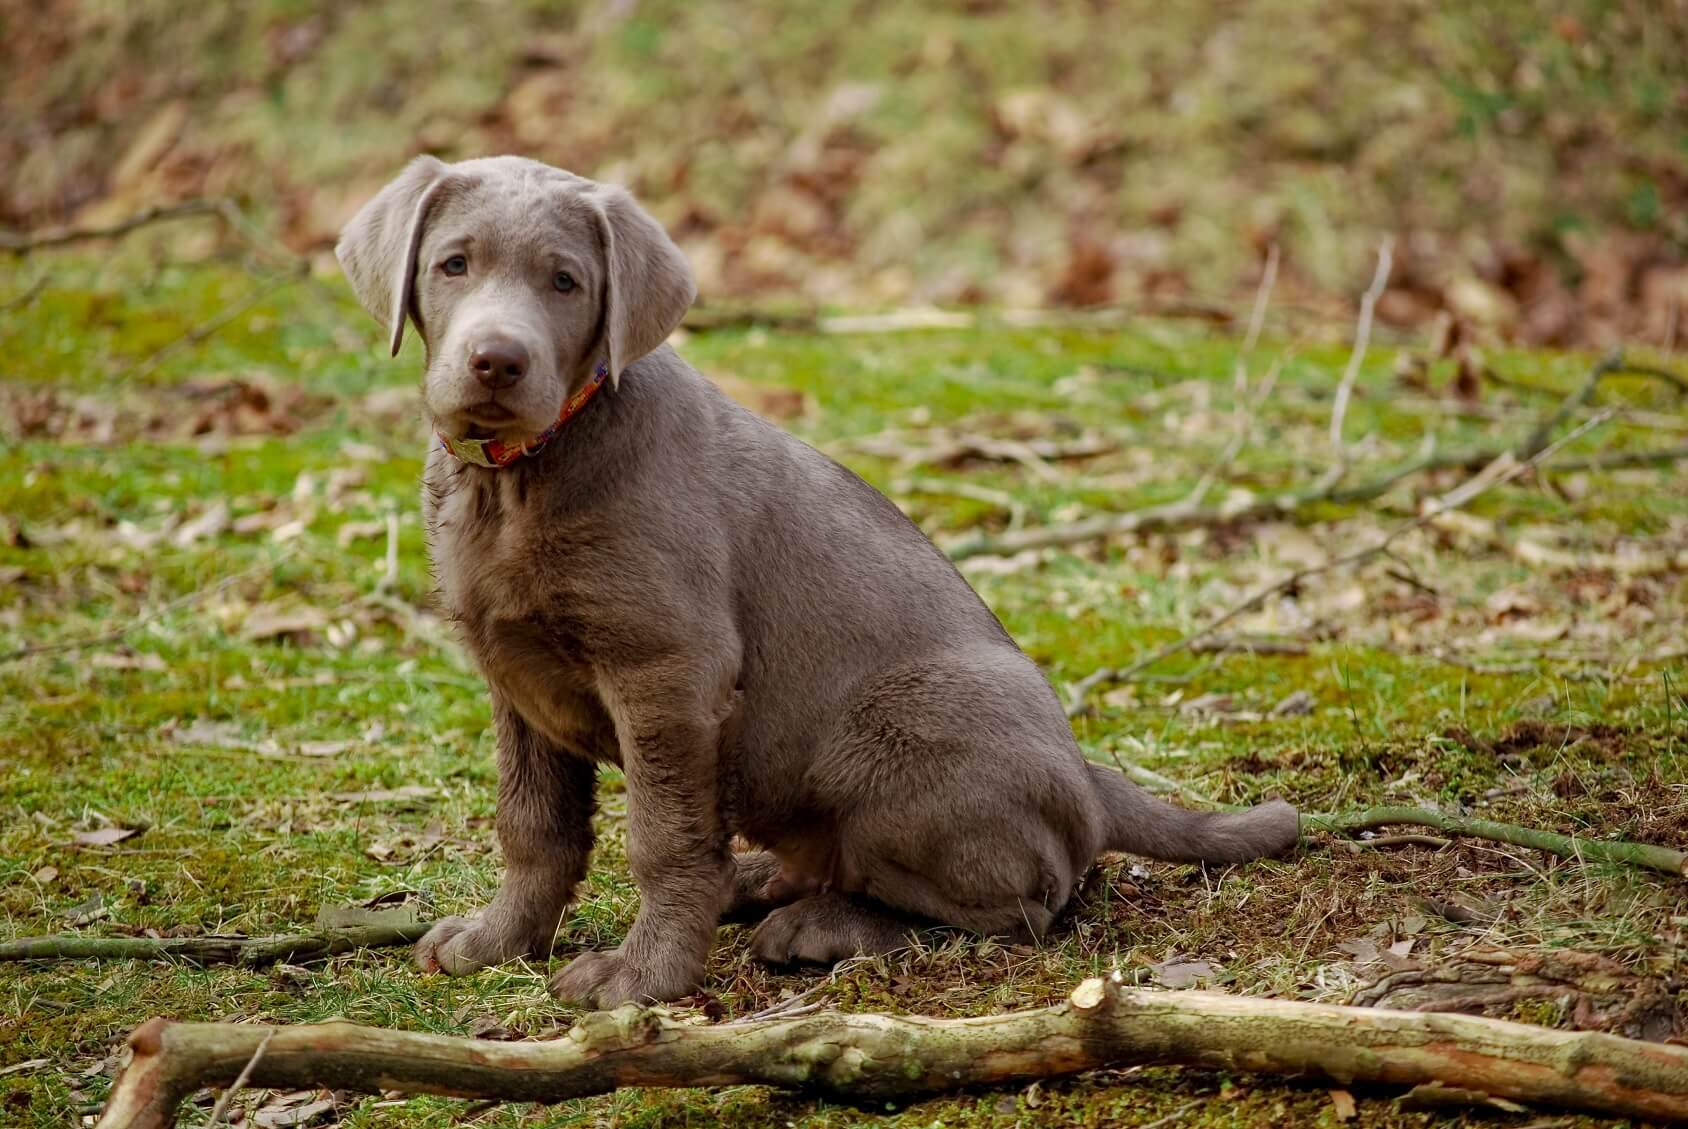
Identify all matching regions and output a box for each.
[115,273,302,385]
[1518,350,1623,460]
[1552,442,1688,472]
[1065,411,1612,706]
[205,1030,274,1126]
[1137,1099,1205,1129]
[1,200,230,254]
[958,349,1671,561]
[2,275,48,312]
[1326,238,1395,475]
[0,921,432,965]
[0,553,285,665]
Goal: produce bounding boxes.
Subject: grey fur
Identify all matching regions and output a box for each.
[336,155,1299,1008]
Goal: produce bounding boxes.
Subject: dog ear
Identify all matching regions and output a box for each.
[588,185,697,389]
[336,155,449,357]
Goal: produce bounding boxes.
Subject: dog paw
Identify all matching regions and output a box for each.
[750,896,911,966]
[548,949,698,1008]
[414,915,540,975]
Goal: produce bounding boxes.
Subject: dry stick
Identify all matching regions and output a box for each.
[0,554,285,665]
[204,1030,272,1127]
[0,922,432,966]
[1552,442,1688,472]
[948,337,1683,565]
[1103,756,1685,877]
[0,200,233,254]
[116,272,302,385]
[97,973,1688,1129]
[1324,237,1395,485]
[1061,409,1614,714]
[1517,349,1623,460]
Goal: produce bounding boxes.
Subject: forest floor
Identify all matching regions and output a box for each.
[1,247,1685,1128]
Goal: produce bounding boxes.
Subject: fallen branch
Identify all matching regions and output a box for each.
[0,922,430,966]
[1302,806,1687,878]
[116,272,303,385]
[1096,756,1684,877]
[1,200,233,254]
[949,353,1684,562]
[1061,409,1614,711]
[98,973,1688,1129]
[1553,441,1688,472]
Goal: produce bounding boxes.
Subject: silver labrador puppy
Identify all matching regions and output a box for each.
[336,155,1299,1008]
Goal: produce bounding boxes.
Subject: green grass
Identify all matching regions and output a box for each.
[1,259,1685,1127]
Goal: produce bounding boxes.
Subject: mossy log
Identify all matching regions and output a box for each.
[98,973,1688,1128]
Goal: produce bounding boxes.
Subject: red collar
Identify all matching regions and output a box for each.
[436,361,609,468]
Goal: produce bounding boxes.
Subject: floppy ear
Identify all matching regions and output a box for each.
[588,185,698,388]
[336,155,449,357]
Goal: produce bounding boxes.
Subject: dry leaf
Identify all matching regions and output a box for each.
[242,603,330,642]
[1271,689,1315,717]
[63,892,109,925]
[1150,958,1217,989]
[170,500,230,547]
[90,650,167,672]
[1327,1088,1358,1121]
[314,904,423,930]
[295,739,355,757]
[253,1095,337,1128]
[72,826,139,847]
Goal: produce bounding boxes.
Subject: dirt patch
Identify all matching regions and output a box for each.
[1444,720,1635,761]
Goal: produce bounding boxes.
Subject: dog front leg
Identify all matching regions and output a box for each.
[549,670,728,1006]
[417,696,595,974]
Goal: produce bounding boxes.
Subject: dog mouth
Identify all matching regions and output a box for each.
[459,401,518,436]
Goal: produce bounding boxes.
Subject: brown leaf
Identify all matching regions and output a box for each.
[1327,1088,1357,1121]
[241,603,330,643]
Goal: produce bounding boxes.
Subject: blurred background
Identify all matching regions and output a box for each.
[6,0,1686,346]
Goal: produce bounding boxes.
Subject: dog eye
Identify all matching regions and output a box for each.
[441,255,468,276]
[553,271,576,293]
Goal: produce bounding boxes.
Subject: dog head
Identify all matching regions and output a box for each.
[337,155,696,446]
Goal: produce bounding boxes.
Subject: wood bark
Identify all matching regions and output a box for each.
[98,974,1688,1128]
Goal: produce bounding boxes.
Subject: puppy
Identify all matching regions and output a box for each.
[337,156,1299,1007]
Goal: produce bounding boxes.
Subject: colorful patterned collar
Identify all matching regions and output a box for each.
[437,361,609,468]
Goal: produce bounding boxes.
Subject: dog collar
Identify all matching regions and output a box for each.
[437,361,610,468]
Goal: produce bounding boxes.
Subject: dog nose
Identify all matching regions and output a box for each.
[469,338,529,390]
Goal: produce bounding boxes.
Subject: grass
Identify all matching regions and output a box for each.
[1,255,1685,1128]
[5,1,1685,317]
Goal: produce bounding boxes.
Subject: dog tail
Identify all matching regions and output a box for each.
[1087,762,1299,863]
